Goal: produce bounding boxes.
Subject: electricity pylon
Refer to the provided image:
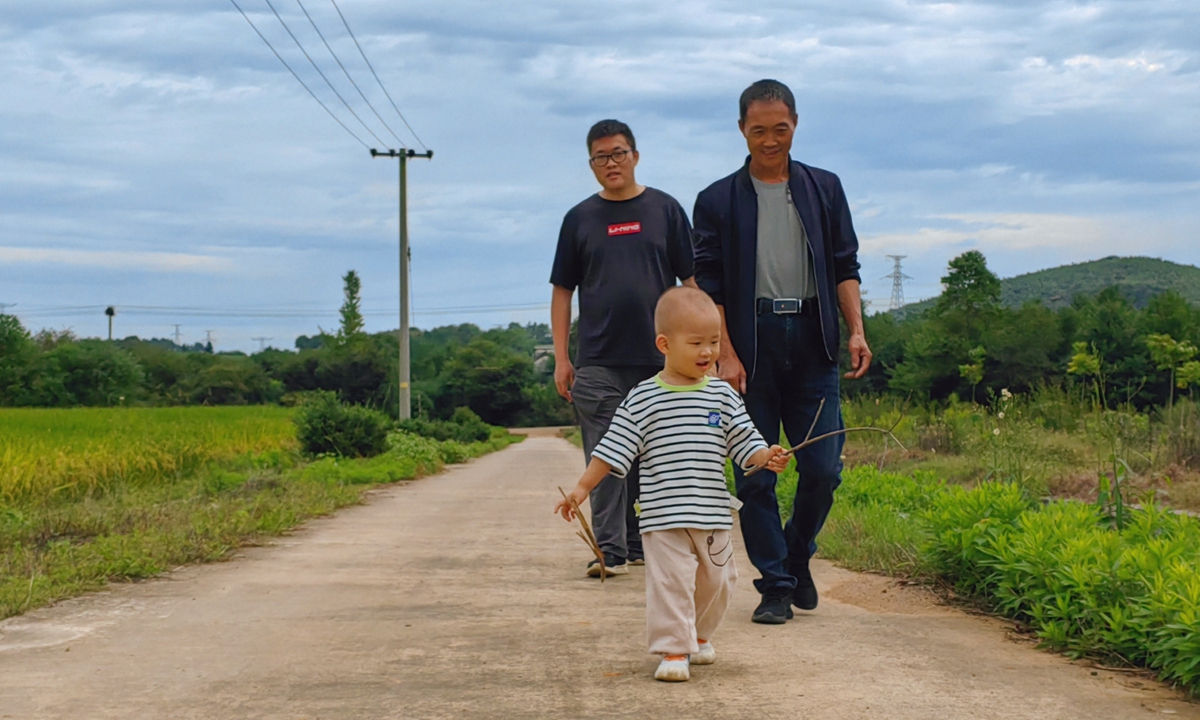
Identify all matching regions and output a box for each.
[884,255,913,319]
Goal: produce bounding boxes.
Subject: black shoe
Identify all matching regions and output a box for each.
[792,564,819,611]
[627,553,645,566]
[752,592,794,624]
[586,554,629,578]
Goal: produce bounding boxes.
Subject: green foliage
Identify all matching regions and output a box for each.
[398,406,492,443]
[1,409,520,619]
[0,314,33,405]
[25,339,144,407]
[0,299,571,427]
[819,468,1200,695]
[337,270,366,341]
[866,251,1200,409]
[437,339,535,426]
[294,391,391,458]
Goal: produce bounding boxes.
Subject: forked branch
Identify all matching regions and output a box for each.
[558,486,607,582]
[744,397,910,476]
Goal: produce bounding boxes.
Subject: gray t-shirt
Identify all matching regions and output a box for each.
[752,175,814,300]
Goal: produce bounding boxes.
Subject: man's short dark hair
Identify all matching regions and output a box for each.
[739,79,796,121]
[586,119,636,154]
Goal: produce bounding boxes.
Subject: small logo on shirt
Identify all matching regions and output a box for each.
[607,222,641,236]
[706,411,722,427]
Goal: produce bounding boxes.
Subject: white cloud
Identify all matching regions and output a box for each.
[0,246,233,272]
[860,212,1122,255]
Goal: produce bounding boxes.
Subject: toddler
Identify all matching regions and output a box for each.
[555,286,786,682]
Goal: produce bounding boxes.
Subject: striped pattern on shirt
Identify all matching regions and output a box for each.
[591,375,768,532]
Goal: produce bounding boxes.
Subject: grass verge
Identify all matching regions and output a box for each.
[816,466,1200,695]
[0,429,521,619]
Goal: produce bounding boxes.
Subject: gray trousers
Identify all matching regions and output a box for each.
[572,364,660,561]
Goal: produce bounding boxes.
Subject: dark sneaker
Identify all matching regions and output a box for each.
[792,563,819,611]
[586,554,629,578]
[751,592,794,624]
[627,552,645,566]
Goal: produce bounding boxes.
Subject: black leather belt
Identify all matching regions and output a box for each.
[756,298,814,315]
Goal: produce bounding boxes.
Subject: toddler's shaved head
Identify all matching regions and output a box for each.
[655,286,720,336]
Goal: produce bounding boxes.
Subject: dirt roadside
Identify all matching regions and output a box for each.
[1,436,1195,719]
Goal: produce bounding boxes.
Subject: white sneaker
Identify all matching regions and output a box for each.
[654,655,690,682]
[691,640,716,665]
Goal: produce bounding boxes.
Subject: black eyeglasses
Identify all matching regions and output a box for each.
[589,149,632,167]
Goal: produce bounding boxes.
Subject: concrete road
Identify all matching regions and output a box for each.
[1,436,1195,719]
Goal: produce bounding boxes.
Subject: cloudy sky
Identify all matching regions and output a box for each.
[2,1,1197,351]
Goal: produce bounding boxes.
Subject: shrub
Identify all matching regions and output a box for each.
[294,391,390,458]
[398,406,491,443]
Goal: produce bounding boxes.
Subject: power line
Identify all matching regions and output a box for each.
[293,0,404,147]
[229,0,369,150]
[12,301,551,320]
[329,0,426,150]
[261,0,388,148]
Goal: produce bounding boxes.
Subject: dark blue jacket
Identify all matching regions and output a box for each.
[693,157,861,379]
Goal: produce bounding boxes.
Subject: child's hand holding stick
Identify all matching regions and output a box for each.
[553,456,615,581]
[555,486,606,581]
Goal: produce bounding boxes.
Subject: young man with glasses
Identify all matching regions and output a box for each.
[550,119,697,578]
[693,79,872,623]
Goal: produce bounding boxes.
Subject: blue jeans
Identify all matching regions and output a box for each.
[733,309,844,595]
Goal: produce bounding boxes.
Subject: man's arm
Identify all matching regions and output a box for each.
[551,285,575,401]
[837,279,871,379]
[693,190,746,392]
[716,305,746,394]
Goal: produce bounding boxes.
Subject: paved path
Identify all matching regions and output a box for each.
[1,436,1196,719]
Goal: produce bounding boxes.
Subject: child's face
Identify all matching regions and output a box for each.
[656,311,721,381]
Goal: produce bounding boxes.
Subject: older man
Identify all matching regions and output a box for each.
[693,80,871,624]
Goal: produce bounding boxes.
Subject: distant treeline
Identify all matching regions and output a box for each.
[0,273,574,428]
[5,252,1200,420]
[853,251,1200,409]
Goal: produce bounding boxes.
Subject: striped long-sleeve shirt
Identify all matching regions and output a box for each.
[591,375,768,532]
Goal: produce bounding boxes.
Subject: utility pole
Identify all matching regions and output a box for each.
[172,324,183,347]
[252,336,272,352]
[371,147,433,420]
[885,255,913,319]
[105,306,115,340]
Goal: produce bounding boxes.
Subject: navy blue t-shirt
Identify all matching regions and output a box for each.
[550,187,694,369]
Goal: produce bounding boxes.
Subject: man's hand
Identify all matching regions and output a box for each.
[554,358,575,402]
[553,484,589,521]
[845,333,872,380]
[717,347,747,394]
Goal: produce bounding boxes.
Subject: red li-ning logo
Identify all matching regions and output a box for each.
[607,222,641,236]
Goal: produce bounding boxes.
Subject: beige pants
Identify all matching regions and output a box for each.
[643,528,739,656]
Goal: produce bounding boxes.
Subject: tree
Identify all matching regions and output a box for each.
[936,250,1001,341]
[338,270,366,341]
[1178,360,1200,400]
[0,314,33,405]
[25,340,144,406]
[1067,341,1105,409]
[958,346,985,403]
[437,339,533,425]
[1146,333,1198,411]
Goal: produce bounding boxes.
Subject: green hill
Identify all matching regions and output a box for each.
[898,256,1200,315]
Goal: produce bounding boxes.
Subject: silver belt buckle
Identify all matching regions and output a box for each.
[772,298,800,314]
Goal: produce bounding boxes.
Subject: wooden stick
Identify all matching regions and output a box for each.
[559,487,607,582]
[745,427,909,476]
[744,393,913,477]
